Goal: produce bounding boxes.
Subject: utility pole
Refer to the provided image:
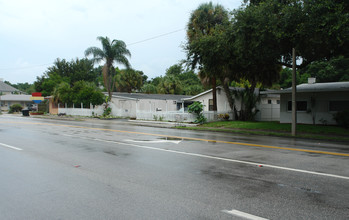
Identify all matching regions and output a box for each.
[292,48,297,136]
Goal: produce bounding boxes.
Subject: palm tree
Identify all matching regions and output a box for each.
[85,36,131,101]
[186,2,230,113]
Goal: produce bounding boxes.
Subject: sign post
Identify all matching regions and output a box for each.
[30,93,44,111]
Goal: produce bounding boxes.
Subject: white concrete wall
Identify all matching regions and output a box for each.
[111,98,137,118]
[136,111,196,122]
[59,98,185,119]
[280,91,348,125]
[135,111,233,122]
[137,99,178,113]
[58,104,103,116]
[110,97,180,118]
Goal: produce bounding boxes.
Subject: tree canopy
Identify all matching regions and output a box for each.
[52,81,104,107]
[115,68,146,93]
[141,64,203,95]
[184,0,348,120]
[34,58,99,97]
[240,0,349,69]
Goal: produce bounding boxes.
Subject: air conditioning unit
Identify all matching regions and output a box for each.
[308,78,316,84]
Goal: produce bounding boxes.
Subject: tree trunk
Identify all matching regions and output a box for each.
[246,81,257,121]
[102,64,112,101]
[211,76,218,120]
[221,77,235,112]
[212,76,217,112]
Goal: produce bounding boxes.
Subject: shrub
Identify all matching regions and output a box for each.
[333,110,349,128]
[188,102,207,124]
[153,115,158,121]
[9,104,23,113]
[218,113,230,120]
[103,107,112,117]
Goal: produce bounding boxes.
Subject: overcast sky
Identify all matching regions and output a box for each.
[0,0,242,84]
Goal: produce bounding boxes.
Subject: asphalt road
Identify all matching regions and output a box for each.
[0,115,348,220]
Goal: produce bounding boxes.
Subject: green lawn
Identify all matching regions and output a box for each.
[178,121,349,141]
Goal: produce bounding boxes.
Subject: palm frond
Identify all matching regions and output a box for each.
[97,36,113,58]
[84,47,105,64]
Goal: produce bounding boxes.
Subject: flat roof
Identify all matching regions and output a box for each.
[267,82,349,94]
[183,87,259,101]
[110,92,191,101]
[0,94,32,101]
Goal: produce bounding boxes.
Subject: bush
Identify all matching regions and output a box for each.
[9,104,23,113]
[218,113,230,120]
[103,107,112,117]
[333,110,349,128]
[188,102,207,124]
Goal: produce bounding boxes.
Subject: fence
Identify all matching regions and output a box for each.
[58,103,233,123]
[58,103,103,116]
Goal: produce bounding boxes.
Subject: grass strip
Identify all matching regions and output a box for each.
[176,121,349,142]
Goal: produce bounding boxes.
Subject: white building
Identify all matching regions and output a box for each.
[183,86,279,121]
[271,81,349,125]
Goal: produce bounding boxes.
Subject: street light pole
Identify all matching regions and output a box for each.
[292,48,297,136]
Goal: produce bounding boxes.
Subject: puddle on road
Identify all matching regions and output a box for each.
[158,137,183,141]
[277,183,321,194]
[103,149,130,157]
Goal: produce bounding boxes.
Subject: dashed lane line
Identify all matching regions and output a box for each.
[222,209,269,220]
[0,143,23,151]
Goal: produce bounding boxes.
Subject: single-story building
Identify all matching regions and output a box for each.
[52,87,281,122]
[182,86,280,121]
[0,94,33,111]
[270,80,349,125]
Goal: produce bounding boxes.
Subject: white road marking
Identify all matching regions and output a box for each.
[124,139,181,144]
[61,134,349,180]
[0,143,23,151]
[222,209,269,220]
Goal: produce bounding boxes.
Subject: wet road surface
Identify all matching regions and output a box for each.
[0,115,348,219]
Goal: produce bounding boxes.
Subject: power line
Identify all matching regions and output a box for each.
[0,28,186,71]
[127,28,185,46]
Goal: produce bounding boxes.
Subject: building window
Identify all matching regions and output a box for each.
[209,99,214,111]
[329,101,349,111]
[287,101,307,112]
[268,99,272,104]
[277,100,280,104]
